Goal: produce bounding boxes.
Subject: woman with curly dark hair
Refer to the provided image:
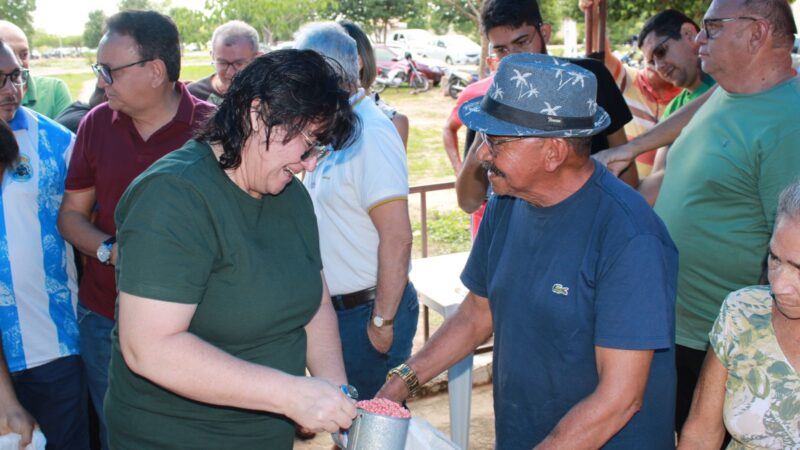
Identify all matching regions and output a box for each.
[105,49,361,449]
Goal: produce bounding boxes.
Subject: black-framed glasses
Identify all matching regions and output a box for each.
[300,131,332,162]
[0,68,28,89]
[479,131,528,157]
[91,59,153,85]
[492,22,544,58]
[212,59,252,72]
[647,35,673,66]
[702,16,758,39]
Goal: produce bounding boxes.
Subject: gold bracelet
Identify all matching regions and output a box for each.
[386,363,421,397]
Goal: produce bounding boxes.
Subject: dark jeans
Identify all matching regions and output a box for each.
[76,303,112,450]
[336,282,419,400]
[11,355,90,450]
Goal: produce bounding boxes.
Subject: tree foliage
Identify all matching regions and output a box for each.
[331,0,422,43]
[83,9,106,49]
[170,6,210,48]
[206,0,331,43]
[0,0,36,38]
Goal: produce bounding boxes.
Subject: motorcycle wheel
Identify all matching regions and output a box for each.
[448,79,467,99]
[371,80,386,94]
[411,75,430,92]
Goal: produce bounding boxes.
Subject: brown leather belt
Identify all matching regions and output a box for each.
[331,287,377,311]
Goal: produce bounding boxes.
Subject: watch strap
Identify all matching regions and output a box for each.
[386,363,420,397]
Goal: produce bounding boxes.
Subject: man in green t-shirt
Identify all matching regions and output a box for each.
[623,0,800,435]
[0,21,72,119]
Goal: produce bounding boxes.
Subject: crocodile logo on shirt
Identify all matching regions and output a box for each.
[551,283,569,296]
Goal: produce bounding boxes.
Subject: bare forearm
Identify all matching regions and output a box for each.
[456,148,488,213]
[442,126,462,174]
[58,210,110,257]
[374,234,412,319]
[536,389,643,449]
[305,302,347,385]
[378,294,493,401]
[123,328,299,413]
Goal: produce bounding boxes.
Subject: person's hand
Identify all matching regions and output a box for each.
[367,321,394,354]
[284,377,356,433]
[593,145,635,176]
[375,373,410,404]
[579,0,594,13]
[0,401,36,450]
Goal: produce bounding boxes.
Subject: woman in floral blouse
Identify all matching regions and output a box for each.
[679,181,800,449]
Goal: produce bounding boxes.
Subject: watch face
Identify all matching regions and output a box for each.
[97,245,111,263]
[373,316,384,327]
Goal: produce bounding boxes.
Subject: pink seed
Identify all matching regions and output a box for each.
[356,398,411,418]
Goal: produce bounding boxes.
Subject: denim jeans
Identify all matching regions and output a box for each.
[76,303,112,450]
[12,355,90,450]
[336,282,419,400]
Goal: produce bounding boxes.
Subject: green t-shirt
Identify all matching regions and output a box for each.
[22,75,72,119]
[660,73,715,120]
[654,76,800,351]
[107,140,323,449]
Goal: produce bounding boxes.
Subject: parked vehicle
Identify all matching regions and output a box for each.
[374,44,444,86]
[373,51,431,93]
[422,35,481,65]
[389,29,434,53]
[444,68,478,99]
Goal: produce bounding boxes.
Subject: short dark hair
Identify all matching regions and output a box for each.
[196,49,360,170]
[638,10,699,48]
[0,119,19,170]
[105,10,181,82]
[743,0,797,48]
[338,20,377,90]
[566,137,591,158]
[480,0,543,36]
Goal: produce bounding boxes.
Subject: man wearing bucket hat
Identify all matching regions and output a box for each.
[379,53,678,449]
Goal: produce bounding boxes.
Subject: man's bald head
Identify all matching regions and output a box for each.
[0,21,29,69]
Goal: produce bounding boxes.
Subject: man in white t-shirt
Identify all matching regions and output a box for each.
[0,39,88,448]
[296,22,417,399]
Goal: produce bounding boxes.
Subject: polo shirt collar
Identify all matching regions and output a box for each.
[21,75,38,108]
[8,106,30,131]
[111,81,196,126]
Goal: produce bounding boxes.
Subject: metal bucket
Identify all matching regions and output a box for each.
[334,407,410,450]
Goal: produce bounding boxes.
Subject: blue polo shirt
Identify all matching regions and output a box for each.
[462,161,677,449]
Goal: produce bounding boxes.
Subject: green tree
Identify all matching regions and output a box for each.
[0,0,36,38]
[118,0,152,10]
[170,6,210,48]
[206,0,331,43]
[83,9,106,49]
[331,0,422,43]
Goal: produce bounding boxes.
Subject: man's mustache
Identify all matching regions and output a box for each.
[480,160,505,177]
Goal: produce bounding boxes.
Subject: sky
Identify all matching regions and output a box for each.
[33,0,207,36]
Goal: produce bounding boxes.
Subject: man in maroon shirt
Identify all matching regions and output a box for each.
[57,11,214,448]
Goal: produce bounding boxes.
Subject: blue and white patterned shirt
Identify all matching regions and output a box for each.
[0,106,79,373]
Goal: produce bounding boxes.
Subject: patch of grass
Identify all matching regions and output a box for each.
[59,72,96,101]
[411,209,471,258]
[407,124,454,185]
[181,65,214,84]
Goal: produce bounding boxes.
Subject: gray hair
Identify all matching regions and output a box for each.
[211,20,260,52]
[294,21,360,89]
[742,0,797,48]
[776,180,800,224]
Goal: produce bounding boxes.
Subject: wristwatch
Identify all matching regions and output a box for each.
[372,314,394,328]
[96,236,116,265]
[386,363,421,397]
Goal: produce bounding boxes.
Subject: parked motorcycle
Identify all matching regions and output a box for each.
[372,52,431,94]
[444,68,477,99]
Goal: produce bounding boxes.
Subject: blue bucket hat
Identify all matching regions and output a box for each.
[459,53,610,138]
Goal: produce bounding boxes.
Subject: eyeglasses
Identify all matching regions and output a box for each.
[300,131,332,162]
[647,35,673,66]
[91,59,153,85]
[0,68,28,89]
[479,131,528,157]
[492,22,544,58]
[702,16,758,39]
[212,59,252,72]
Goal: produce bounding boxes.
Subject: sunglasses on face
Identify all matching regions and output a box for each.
[0,68,28,89]
[300,131,332,162]
[702,16,758,39]
[647,35,673,65]
[91,59,153,85]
